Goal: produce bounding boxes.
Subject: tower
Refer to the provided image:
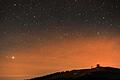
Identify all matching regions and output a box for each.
[96,64,100,68]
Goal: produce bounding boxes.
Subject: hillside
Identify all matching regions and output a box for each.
[28,65,120,80]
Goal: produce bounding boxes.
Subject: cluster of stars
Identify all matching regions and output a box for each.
[0,0,120,55]
[0,0,119,27]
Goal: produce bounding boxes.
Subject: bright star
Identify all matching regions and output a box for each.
[11,56,15,60]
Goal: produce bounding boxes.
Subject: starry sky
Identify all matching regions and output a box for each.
[0,0,120,79]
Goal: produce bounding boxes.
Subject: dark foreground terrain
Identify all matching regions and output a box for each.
[28,66,120,80]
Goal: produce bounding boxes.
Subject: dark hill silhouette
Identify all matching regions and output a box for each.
[27,65,120,80]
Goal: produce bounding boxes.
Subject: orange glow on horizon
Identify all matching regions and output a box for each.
[0,37,120,77]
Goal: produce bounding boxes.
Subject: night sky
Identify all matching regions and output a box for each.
[0,0,120,79]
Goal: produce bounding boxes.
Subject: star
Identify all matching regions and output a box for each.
[11,56,15,60]
[75,0,78,2]
[13,4,17,6]
[33,16,36,18]
[102,16,105,20]
[96,31,101,35]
